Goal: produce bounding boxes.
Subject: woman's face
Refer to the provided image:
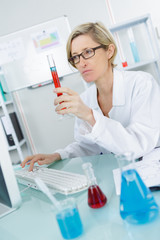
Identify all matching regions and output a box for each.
[70,34,113,83]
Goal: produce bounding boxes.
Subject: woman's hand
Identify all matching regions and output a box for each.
[21,153,61,171]
[54,87,96,126]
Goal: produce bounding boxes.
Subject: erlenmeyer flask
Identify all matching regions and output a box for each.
[116,152,159,224]
[82,162,107,209]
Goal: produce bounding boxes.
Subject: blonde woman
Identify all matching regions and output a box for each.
[22,22,160,171]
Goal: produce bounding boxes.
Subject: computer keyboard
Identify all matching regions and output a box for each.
[15,167,88,195]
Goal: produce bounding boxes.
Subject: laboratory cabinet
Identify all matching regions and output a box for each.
[0,70,31,164]
[109,14,160,82]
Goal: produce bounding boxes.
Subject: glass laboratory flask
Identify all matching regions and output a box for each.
[116,152,159,224]
[82,162,107,209]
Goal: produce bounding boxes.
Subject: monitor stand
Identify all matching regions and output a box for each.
[0,202,16,218]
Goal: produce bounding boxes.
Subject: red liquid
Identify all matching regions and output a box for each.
[50,67,62,97]
[88,184,107,209]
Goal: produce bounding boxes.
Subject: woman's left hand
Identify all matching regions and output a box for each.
[54,87,96,126]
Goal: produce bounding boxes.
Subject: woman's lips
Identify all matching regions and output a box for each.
[82,69,92,75]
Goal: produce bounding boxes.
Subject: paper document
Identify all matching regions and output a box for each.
[113,148,160,195]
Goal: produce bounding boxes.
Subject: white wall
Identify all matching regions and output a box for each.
[0,0,160,156]
[110,0,160,27]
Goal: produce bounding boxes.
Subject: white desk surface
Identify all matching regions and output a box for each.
[1,153,160,240]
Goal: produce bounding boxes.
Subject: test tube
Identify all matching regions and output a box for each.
[47,54,62,97]
[127,27,140,63]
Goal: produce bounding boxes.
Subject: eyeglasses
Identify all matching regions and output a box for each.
[68,45,104,65]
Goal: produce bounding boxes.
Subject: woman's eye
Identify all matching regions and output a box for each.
[73,55,79,60]
[85,49,92,54]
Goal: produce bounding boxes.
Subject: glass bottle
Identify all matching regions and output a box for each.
[116,152,159,224]
[82,162,107,209]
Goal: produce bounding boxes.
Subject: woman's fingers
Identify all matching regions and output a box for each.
[54,87,77,96]
[21,154,45,171]
[21,155,34,168]
[21,153,61,172]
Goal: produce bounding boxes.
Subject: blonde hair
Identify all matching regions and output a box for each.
[66,22,117,68]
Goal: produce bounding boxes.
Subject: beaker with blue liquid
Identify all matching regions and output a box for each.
[116,152,159,224]
[34,178,83,239]
[56,198,83,239]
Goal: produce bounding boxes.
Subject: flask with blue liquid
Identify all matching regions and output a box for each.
[116,152,159,224]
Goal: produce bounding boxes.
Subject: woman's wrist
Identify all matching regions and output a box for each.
[53,152,61,161]
[85,108,96,126]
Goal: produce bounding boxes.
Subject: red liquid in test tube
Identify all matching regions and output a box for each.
[47,54,62,97]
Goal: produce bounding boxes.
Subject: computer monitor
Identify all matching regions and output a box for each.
[0,120,21,218]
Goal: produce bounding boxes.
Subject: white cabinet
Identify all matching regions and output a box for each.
[0,70,31,164]
[109,14,160,81]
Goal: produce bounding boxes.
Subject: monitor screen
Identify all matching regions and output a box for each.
[0,166,12,207]
[0,120,21,218]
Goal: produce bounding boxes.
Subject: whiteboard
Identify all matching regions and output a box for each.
[0,16,76,91]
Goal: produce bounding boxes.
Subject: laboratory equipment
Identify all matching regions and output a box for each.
[15,166,88,195]
[35,178,83,239]
[47,54,62,97]
[82,162,107,208]
[35,177,61,209]
[127,27,140,62]
[47,54,68,119]
[116,152,159,224]
[56,198,83,239]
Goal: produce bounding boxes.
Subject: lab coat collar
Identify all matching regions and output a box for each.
[90,68,125,109]
[112,68,125,106]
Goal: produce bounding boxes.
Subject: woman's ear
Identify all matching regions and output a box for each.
[107,44,115,60]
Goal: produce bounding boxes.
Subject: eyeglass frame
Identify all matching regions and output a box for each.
[68,45,105,65]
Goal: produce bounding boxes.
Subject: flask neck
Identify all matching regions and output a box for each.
[116,152,135,172]
[82,162,97,186]
[88,176,97,186]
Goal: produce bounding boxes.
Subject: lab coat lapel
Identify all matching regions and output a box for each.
[87,69,126,114]
[112,69,125,107]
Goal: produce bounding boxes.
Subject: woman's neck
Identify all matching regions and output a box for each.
[96,66,113,97]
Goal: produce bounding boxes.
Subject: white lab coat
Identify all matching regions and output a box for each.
[57,69,160,159]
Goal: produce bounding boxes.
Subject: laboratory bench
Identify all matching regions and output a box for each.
[0,153,160,240]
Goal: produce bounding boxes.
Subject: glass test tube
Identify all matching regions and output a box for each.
[127,28,140,63]
[47,54,62,97]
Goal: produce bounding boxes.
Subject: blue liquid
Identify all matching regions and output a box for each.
[56,207,83,239]
[120,169,159,224]
[130,42,140,62]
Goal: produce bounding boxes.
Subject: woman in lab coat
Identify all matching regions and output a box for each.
[21,22,160,171]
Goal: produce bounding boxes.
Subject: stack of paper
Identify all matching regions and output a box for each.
[113,148,160,195]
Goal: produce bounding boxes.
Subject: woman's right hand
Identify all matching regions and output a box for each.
[20,153,61,172]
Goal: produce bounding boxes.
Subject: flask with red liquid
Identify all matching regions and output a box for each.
[82,162,107,209]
